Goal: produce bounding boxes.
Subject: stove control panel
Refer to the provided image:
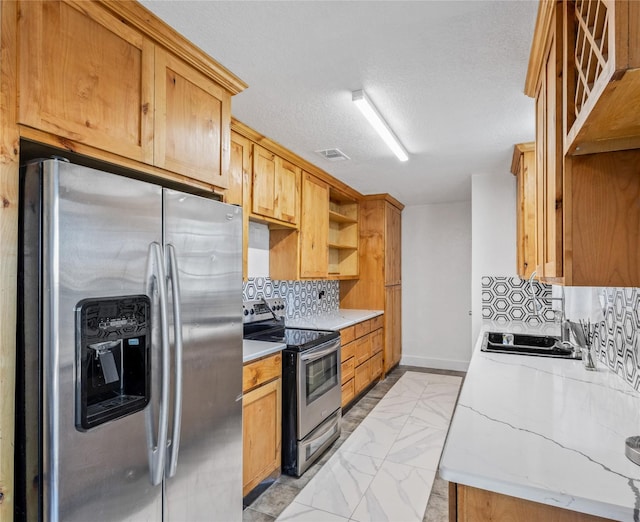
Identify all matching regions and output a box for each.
[242,298,286,323]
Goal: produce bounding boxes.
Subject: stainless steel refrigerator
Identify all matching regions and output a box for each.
[17,158,243,521]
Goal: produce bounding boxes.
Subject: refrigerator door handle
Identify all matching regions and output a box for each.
[145,241,171,486]
[166,244,183,478]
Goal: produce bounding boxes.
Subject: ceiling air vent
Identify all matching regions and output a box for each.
[315,148,350,162]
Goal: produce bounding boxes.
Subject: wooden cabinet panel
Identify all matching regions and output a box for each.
[252,145,277,218]
[371,315,384,331]
[534,3,564,281]
[355,336,371,366]
[275,158,300,225]
[354,319,371,339]
[370,328,383,355]
[341,357,354,384]
[370,352,383,380]
[154,48,230,188]
[242,378,281,496]
[229,131,252,279]
[251,145,300,226]
[18,1,154,163]
[243,353,282,393]
[354,360,371,395]
[341,340,355,363]
[341,326,356,347]
[341,379,355,408]
[453,483,613,522]
[385,286,402,372]
[512,143,537,279]
[385,203,402,285]
[300,173,329,278]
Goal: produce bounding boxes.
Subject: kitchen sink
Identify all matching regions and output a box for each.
[481,331,579,359]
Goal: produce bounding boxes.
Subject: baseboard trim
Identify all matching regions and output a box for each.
[400,354,469,372]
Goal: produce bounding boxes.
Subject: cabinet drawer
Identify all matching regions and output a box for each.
[341,340,355,363]
[341,357,354,384]
[354,360,371,395]
[341,325,356,345]
[370,328,383,355]
[370,352,383,380]
[355,320,371,338]
[371,315,384,331]
[355,336,371,366]
[341,379,355,408]
[243,353,282,393]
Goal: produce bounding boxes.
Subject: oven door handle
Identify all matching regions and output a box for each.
[299,339,340,363]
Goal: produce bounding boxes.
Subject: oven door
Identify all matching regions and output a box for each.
[296,337,341,439]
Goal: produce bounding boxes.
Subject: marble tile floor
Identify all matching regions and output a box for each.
[243,366,464,522]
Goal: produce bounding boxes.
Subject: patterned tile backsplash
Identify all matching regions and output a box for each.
[599,288,640,390]
[481,276,555,323]
[482,276,640,391]
[242,277,339,319]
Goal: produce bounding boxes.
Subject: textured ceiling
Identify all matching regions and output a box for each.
[140,0,538,205]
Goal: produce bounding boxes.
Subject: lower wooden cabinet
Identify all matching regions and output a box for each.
[340,315,384,409]
[450,483,613,522]
[242,353,282,497]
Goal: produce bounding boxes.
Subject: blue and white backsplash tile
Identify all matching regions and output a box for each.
[481,276,555,323]
[242,277,339,319]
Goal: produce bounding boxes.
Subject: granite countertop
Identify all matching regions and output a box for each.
[285,309,383,331]
[242,339,286,364]
[439,321,640,521]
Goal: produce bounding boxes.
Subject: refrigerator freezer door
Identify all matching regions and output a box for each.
[26,160,164,521]
[163,190,243,521]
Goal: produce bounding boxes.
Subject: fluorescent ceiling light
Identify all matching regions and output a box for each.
[352,89,409,162]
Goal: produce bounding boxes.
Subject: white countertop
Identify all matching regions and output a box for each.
[242,339,286,364]
[285,309,383,331]
[439,321,640,521]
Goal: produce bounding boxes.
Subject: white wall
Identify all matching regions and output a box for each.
[401,202,472,371]
[471,173,517,341]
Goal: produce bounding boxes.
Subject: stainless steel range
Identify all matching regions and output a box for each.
[243,299,341,476]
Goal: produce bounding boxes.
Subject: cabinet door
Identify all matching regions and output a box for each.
[384,285,402,371]
[252,145,278,219]
[242,378,281,496]
[515,146,537,279]
[300,173,329,278]
[535,5,563,280]
[154,48,231,188]
[229,132,252,279]
[385,204,402,285]
[18,1,154,163]
[275,158,301,225]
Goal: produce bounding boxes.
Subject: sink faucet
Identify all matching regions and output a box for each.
[550,287,572,344]
[528,271,573,346]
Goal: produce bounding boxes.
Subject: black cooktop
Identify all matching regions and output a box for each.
[244,324,339,352]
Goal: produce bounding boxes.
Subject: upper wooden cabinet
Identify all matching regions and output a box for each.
[154,48,231,188]
[563,1,640,155]
[511,143,537,279]
[18,1,155,164]
[16,0,245,190]
[232,119,362,281]
[525,0,640,286]
[252,145,301,226]
[300,173,329,278]
[526,0,640,156]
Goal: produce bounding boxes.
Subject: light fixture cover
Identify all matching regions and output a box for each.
[352,89,408,162]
